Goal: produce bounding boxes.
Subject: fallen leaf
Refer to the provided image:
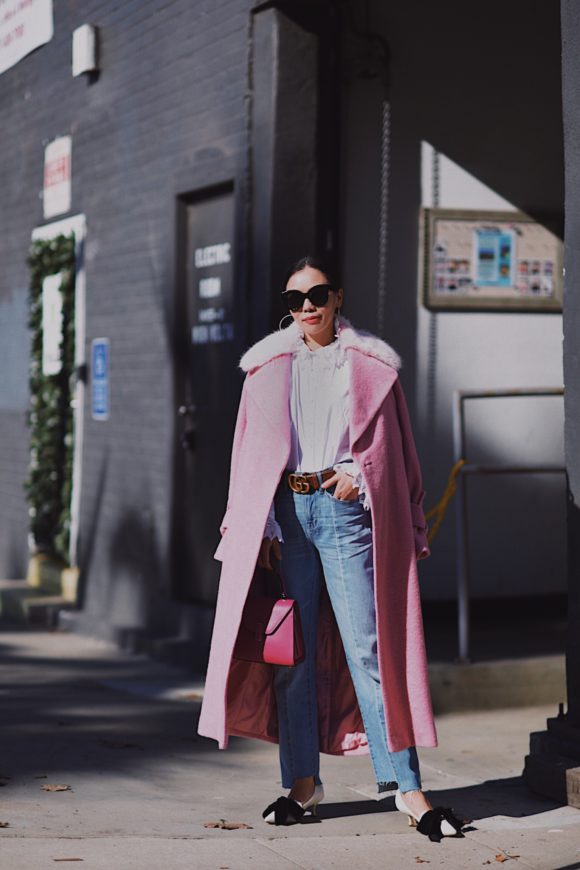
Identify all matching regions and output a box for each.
[203,819,253,830]
[0,821,9,828]
[415,859,430,864]
[42,784,72,792]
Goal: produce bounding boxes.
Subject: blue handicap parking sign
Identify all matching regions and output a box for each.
[91,338,109,421]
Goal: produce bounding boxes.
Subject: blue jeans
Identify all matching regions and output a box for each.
[272,471,422,793]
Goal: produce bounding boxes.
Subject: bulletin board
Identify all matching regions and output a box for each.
[421,208,563,311]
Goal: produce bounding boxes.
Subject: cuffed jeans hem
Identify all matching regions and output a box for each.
[281,772,323,789]
[371,744,422,793]
[377,780,399,793]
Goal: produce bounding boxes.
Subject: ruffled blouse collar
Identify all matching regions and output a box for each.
[292,315,347,368]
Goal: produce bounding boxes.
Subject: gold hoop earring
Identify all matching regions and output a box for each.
[278,313,294,330]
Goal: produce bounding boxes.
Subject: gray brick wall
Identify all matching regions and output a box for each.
[0,0,253,633]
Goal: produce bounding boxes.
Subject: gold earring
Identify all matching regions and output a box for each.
[278,313,294,330]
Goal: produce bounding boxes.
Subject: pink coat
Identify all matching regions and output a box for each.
[197,314,438,755]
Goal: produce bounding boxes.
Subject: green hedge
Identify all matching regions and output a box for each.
[24,234,76,564]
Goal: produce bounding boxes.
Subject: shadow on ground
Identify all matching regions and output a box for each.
[0,624,567,836]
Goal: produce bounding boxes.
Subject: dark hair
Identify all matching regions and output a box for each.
[284,253,343,290]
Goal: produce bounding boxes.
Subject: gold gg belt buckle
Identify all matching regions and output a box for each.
[287,472,311,494]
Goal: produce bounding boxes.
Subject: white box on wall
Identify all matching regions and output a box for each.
[72,24,98,77]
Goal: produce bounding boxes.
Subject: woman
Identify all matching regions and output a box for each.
[197,255,464,842]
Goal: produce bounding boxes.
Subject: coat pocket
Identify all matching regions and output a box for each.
[410,491,430,560]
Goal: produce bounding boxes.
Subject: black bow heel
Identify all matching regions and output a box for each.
[416,806,466,842]
[262,784,324,825]
[395,790,465,842]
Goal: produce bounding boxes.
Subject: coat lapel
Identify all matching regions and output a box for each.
[244,356,292,455]
[348,349,399,452]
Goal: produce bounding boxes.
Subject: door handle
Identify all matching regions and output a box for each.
[178,403,197,451]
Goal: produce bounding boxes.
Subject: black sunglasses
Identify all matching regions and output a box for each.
[281,284,337,312]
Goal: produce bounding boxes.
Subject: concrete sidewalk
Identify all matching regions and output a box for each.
[1,627,579,870]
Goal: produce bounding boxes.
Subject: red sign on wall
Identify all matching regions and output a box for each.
[43,136,72,219]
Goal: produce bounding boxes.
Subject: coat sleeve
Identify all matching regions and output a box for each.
[392,377,431,561]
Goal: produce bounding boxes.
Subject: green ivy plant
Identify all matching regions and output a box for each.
[24,233,76,564]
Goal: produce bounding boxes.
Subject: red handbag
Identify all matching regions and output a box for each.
[233,564,305,667]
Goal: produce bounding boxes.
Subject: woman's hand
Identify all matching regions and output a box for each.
[321,470,360,501]
[258,536,282,570]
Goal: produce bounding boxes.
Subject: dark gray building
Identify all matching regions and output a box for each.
[0,1,569,671]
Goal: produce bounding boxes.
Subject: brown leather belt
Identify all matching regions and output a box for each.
[286,467,336,494]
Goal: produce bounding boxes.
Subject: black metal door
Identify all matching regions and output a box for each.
[173,183,241,604]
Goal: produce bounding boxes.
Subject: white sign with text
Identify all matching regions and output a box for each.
[0,0,53,76]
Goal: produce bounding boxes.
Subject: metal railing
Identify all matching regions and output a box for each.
[452,386,565,663]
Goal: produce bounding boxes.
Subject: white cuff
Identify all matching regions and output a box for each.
[264,502,285,543]
[333,460,371,511]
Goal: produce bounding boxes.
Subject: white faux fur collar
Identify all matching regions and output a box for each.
[239,314,402,373]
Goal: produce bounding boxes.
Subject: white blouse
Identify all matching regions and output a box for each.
[263,325,370,542]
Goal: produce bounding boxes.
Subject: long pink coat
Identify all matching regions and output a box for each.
[197,314,438,755]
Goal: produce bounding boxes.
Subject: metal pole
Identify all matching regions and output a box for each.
[457,467,471,663]
[452,389,470,663]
